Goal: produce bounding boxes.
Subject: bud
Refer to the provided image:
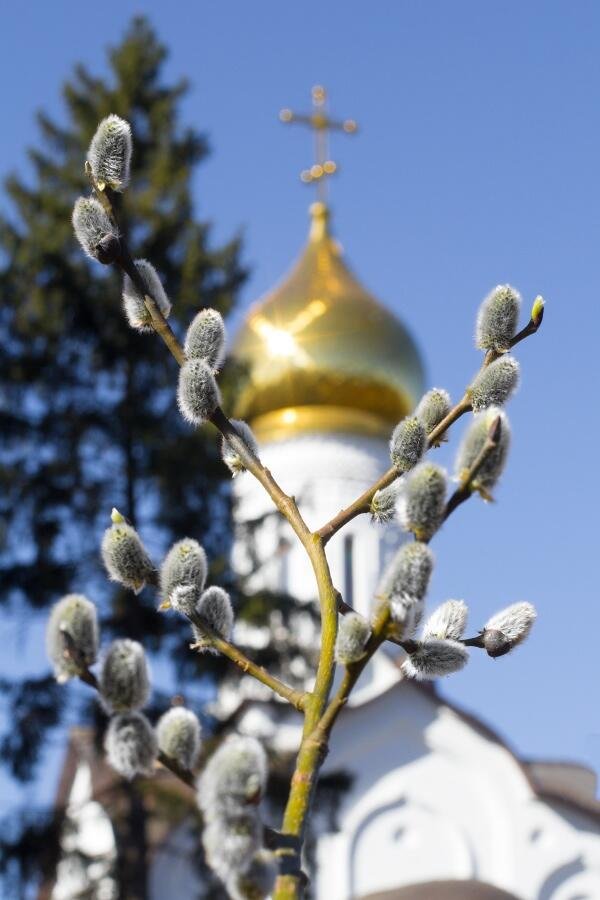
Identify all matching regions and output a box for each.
[475,284,521,352]
[184,308,226,371]
[482,602,536,657]
[377,541,434,603]
[46,594,99,682]
[468,357,520,412]
[228,851,278,900]
[104,712,157,780]
[72,197,119,262]
[370,482,400,524]
[531,294,545,326]
[397,462,447,541]
[455,408,510,494]
[389,594,424,639]
[422,599,468,641]
[122,259,172,331]
[156,706,202,770]
[101,517,155,594]
[203,813,261,880]
[99,639,150,713]
[87,115,132,191]
[221,420,259,476]
[170,584,200,617]
[160,538,208,608]
[198,735,267,817]
[193,586,235,649]
[402,638,468,680]
[414,388,451,435]
[177,358,221,425]
[335,613,371,664]
[389,416,427,471]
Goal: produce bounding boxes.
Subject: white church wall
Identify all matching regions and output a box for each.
[313,683,600,900]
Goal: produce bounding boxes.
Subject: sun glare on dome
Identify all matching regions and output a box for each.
[265,326,297,357]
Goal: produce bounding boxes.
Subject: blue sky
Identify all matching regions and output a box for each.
[1,0,599,811]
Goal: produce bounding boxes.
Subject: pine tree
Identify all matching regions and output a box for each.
[0,17,247,896]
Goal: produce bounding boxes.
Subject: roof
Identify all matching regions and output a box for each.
[360,881,521,899]
[232,202,424,442]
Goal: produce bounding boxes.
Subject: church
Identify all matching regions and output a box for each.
[47,90,600,900]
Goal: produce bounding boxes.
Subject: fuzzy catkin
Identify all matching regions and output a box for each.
[160,538,208,607]
[475,284,521,352]
[177,358,221,425]
[398,462,447,541]
[46,594,99,682]
[221,420,259,476]
[228,851,278,900]
[482,602,536,657]
[370,482,400,524]
[72,197,118,261]
[422,600,468,641]
[469,356,520,412]
[202,813,261,880]
[99,639,150,713]
[104,712,157,780]
[335,613,371,664]
[377,542,434,603]
[87,115,132,191]
[402,638,468,680]
[101,521,155,594]
[169,584,200,617]
[414,388,451,435]
[156,706,201,769]
[389,416,427,471]
[198,735,267,817]
[390,594,424,639]
[193,586,235,649]
[184,308,226,371]
[122,259,171,331]
[455,407,511,492]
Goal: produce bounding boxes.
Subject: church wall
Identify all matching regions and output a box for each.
[313,684,600,900]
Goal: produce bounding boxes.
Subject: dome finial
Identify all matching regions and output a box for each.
[279,86,358,203]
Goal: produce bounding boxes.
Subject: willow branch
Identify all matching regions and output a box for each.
[187,610,308,712]
[441,413,502,525]
[315,396,472,546]
[315,308,542,546]
[88,177,341,896]
[143,572,307,711]
[73,664,196,787]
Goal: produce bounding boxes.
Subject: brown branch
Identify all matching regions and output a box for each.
[316,396,472,546]
[187,610,308,712]
[315,305,543,547]
[441,413,502,526]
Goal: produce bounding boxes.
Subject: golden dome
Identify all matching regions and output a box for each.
[232,202,424,442]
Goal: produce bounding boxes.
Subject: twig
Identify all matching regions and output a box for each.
[187,610,308,712]
[315,309,543,547]
[315,396,472,546]
[441,413,502,525]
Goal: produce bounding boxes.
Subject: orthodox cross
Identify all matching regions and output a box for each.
[279,85,358,201]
